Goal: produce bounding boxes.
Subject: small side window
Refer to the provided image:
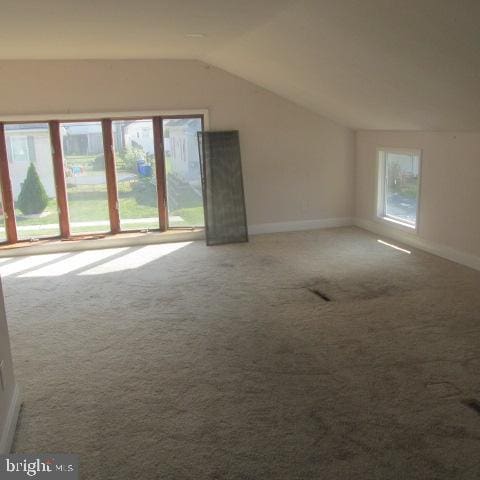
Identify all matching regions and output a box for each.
[377,149,421,229]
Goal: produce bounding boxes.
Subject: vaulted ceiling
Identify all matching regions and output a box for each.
[1,0,479,130]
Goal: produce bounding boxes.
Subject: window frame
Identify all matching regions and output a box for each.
[376,147,422,232]
[0,110,208,245]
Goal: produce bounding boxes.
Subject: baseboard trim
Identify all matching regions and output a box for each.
[249,217,353,235]
[355,218,480,272]
[0,383,22,453]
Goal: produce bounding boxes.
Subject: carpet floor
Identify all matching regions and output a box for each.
[2,227,480,479]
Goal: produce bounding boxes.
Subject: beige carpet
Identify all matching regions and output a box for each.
[3,227,480,479]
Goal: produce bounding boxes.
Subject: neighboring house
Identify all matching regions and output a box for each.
[3,119,203,202]
[4,124,56,199]
[61,123,103,156]
[5,123,104,200]
[163,118,202,182]
[119,118,202,182]
[120,121,155,156]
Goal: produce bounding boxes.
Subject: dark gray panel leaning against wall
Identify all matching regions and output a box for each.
[197,130,248,246]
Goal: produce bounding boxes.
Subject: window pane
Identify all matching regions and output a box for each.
[112,119,159,231]
[10,137,29,162]
[385,152,420,226]
[5,123,60,239]
[61,122,109,234]
[163,118,204,227]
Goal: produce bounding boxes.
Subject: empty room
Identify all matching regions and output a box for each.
[0,0,479,478]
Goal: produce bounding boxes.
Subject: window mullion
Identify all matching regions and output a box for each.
[0,123,18,243]
[153,116,168,231]
[49,121,71,238]
[102,119,121,234]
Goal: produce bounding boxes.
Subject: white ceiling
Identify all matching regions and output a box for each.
[1,0,479,130]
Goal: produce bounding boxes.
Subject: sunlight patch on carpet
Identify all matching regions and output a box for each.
[20,248,129,277]
[78,242,192,275]
[377,239,411,254]
[0,253,70,277]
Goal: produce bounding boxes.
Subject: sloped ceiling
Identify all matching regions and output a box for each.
[0,0,479,130]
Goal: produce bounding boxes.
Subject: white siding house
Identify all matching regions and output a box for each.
[4,124,56,199]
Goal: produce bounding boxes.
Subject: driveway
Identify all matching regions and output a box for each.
[386,193,417,223]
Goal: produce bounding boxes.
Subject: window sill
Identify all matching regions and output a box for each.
[377,216,418,233]
[0,228,205,257]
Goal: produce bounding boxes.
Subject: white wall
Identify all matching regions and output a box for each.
[0,60,355,229]
[0,278,20,453]
[355,130,480,264]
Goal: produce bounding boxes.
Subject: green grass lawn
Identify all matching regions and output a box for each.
[66,190,109,222]
[6,148,205,238]
[169,207,204,227]
[118,195,158,219]
[12,177,204,238]
[65,155,97,168]
[14,198,59,225]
